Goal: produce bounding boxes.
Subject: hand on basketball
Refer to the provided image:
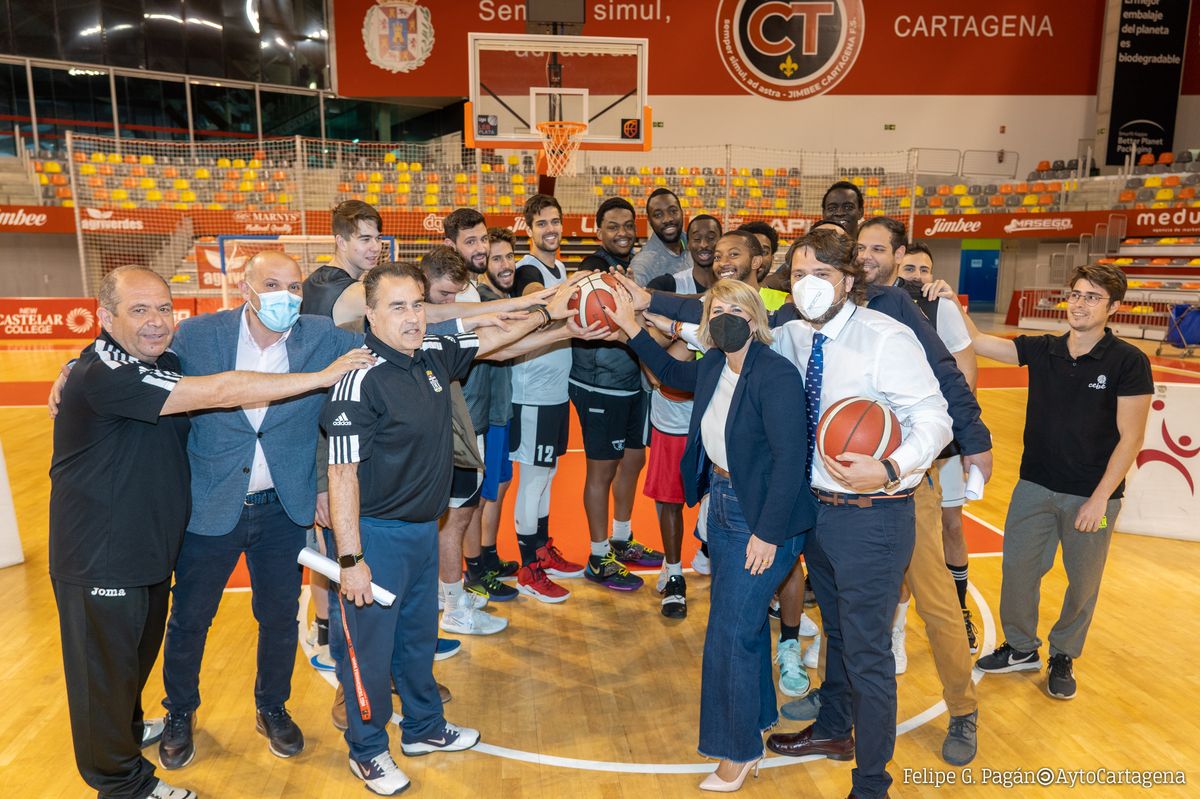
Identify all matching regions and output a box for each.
[464,311,528,333]
[745,535,777,576]
[1074,495,1107,533]
[603,290,641,339]
[607,270,651,311]
[519,286,560,307]
[340,561,374,607]
[566,317,614,341]
[321,349,379,385]
[961,449,993,483]
[545,280,581,321]
[823,451,889,493]
[641,311,675,336]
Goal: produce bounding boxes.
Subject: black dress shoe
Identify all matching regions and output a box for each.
[256,706,305,758]
[766,724,855,761]
[158,711,195,770]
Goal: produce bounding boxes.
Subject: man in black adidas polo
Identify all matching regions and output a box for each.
[49,265,371,799]
[322,261,579,795]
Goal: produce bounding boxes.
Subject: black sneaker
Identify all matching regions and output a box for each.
[610,537,664,567]
[158,710,195,770]
[660,574,687,618]
[767,596,781,620]
[493,558,519,578]
[256,705,305,758]
[1046,653,1077,700]
[585,551,644,591]
[466,569,519,602]
[963,609,979,654]
[975,642,1040,673]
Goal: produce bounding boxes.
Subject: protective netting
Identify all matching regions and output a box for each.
[64,132,919,294]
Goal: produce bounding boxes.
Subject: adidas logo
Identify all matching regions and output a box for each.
[331,413,352,427]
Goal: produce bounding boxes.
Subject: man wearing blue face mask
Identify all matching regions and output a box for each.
[156,250,365,770]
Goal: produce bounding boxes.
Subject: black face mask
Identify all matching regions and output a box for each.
[708,313,752,353]
[897,277,925,302]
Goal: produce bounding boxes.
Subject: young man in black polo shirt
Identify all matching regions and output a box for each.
[948,264,1153,699]
[323,261,578,795]
[573,197,663,590]
[50,265,372,799]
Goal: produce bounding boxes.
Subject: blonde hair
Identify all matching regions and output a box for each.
[699,278,773,348]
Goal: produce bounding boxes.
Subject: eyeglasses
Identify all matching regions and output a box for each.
[1065,291,1110,306]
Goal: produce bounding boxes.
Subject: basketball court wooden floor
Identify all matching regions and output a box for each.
[2,333,1198,798]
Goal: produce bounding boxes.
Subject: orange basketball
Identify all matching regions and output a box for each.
[567,272,624,332]
[816,397,901,466]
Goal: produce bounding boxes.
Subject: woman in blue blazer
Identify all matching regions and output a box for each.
[608,279,816,791]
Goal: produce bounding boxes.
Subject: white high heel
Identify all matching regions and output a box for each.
[698,757,762,792]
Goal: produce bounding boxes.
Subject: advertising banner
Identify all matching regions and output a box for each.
[1120,383,1200,542]
[332,0,1105,100]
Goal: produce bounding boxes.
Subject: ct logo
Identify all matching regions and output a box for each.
[715,0,865,101]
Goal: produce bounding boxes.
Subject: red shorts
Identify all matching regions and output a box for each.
[643,427,687,504]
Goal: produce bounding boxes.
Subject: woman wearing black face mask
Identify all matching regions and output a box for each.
[606,279,816,792]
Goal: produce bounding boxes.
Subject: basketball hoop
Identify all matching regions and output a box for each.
[536,121,587,177]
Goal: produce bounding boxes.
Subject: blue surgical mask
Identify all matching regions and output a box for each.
[250,286,301,332]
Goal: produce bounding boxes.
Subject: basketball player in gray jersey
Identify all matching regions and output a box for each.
[507,194,586,603]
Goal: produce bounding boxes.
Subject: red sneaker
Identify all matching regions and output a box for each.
[538,537,586,578]
[517,563,571,604]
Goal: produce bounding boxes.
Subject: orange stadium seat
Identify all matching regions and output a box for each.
[1137,153,1155,166]
[1036,160,1051,171]
[1118,190,1136,203]
[989,195,1005,207]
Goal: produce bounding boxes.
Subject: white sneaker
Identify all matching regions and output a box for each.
[803,635,821,669]
[691,548,711,576]
[147,779,198,799]
[349,752,411,795]
[438,592,487,611]
[439,605,508,636]
[775,639,810,697]
[141,717,165,748]
[310,646,336,672]
[798,612,819,638]
[400,721,481,756]
[892,627,908,675]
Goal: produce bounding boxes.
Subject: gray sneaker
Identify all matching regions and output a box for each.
[942,709,978,766]
[780,689,822,721]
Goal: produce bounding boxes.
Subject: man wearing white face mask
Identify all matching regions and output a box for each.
[157,250,367,770]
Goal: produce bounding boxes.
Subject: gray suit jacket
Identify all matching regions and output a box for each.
[172,307,362,536]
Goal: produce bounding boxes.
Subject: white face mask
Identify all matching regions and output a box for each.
[792,274,838,320]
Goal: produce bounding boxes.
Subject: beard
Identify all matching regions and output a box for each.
[800,298,847,326]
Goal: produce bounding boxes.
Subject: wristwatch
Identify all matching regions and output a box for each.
[337,551,364,568]
[882,458,902,492]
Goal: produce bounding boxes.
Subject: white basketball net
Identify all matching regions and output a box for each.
[536,121,588,177]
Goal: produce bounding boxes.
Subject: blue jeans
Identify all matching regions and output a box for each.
[699,472,804,763]
[327,517,444,761]
[808,499,915,799]
[163,498,306,713]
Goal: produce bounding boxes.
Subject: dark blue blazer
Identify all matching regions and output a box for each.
[171,308,362,536]
[626,330,814,545]
[649,284,992,456]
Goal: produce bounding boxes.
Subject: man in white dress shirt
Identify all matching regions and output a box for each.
[764,229,952,799]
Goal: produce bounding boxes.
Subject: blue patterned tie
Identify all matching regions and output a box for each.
[805,332,826,479]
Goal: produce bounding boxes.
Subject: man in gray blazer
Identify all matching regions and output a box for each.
[158,251,364,769]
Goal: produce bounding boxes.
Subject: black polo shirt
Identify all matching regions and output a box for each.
[322,330,479,522]
[49,331,191,587]
[1016,329,1153,499]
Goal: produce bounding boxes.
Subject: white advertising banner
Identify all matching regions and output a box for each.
[1119,383,1200,542]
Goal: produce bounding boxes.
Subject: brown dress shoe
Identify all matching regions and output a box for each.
[331,684,348,731]
[765,724,855,761]
[438,681,452,704]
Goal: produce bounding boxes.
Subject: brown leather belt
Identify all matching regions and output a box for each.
[811,488,914,508]
[712,465,731,479]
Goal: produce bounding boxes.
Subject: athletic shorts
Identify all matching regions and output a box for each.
[449,433,485,509]
[938,455,966,508]
[481,421,513,502]
[568,383,649,461]
[643,426,687,504]
[509,402,570,467]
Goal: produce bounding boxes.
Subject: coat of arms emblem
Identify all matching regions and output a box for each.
[362,1,435,74]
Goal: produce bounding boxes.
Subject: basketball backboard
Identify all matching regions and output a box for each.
[465,33,650,152]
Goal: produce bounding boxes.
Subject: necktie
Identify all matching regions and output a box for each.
[805,332,826,479]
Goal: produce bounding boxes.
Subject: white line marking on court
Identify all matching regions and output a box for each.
[964,510,1005,537]
[293,575,1000,775]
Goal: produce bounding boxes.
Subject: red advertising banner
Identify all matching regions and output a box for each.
[0,297,199,339]
[332,0,1104,100]
[0,205,76,234]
